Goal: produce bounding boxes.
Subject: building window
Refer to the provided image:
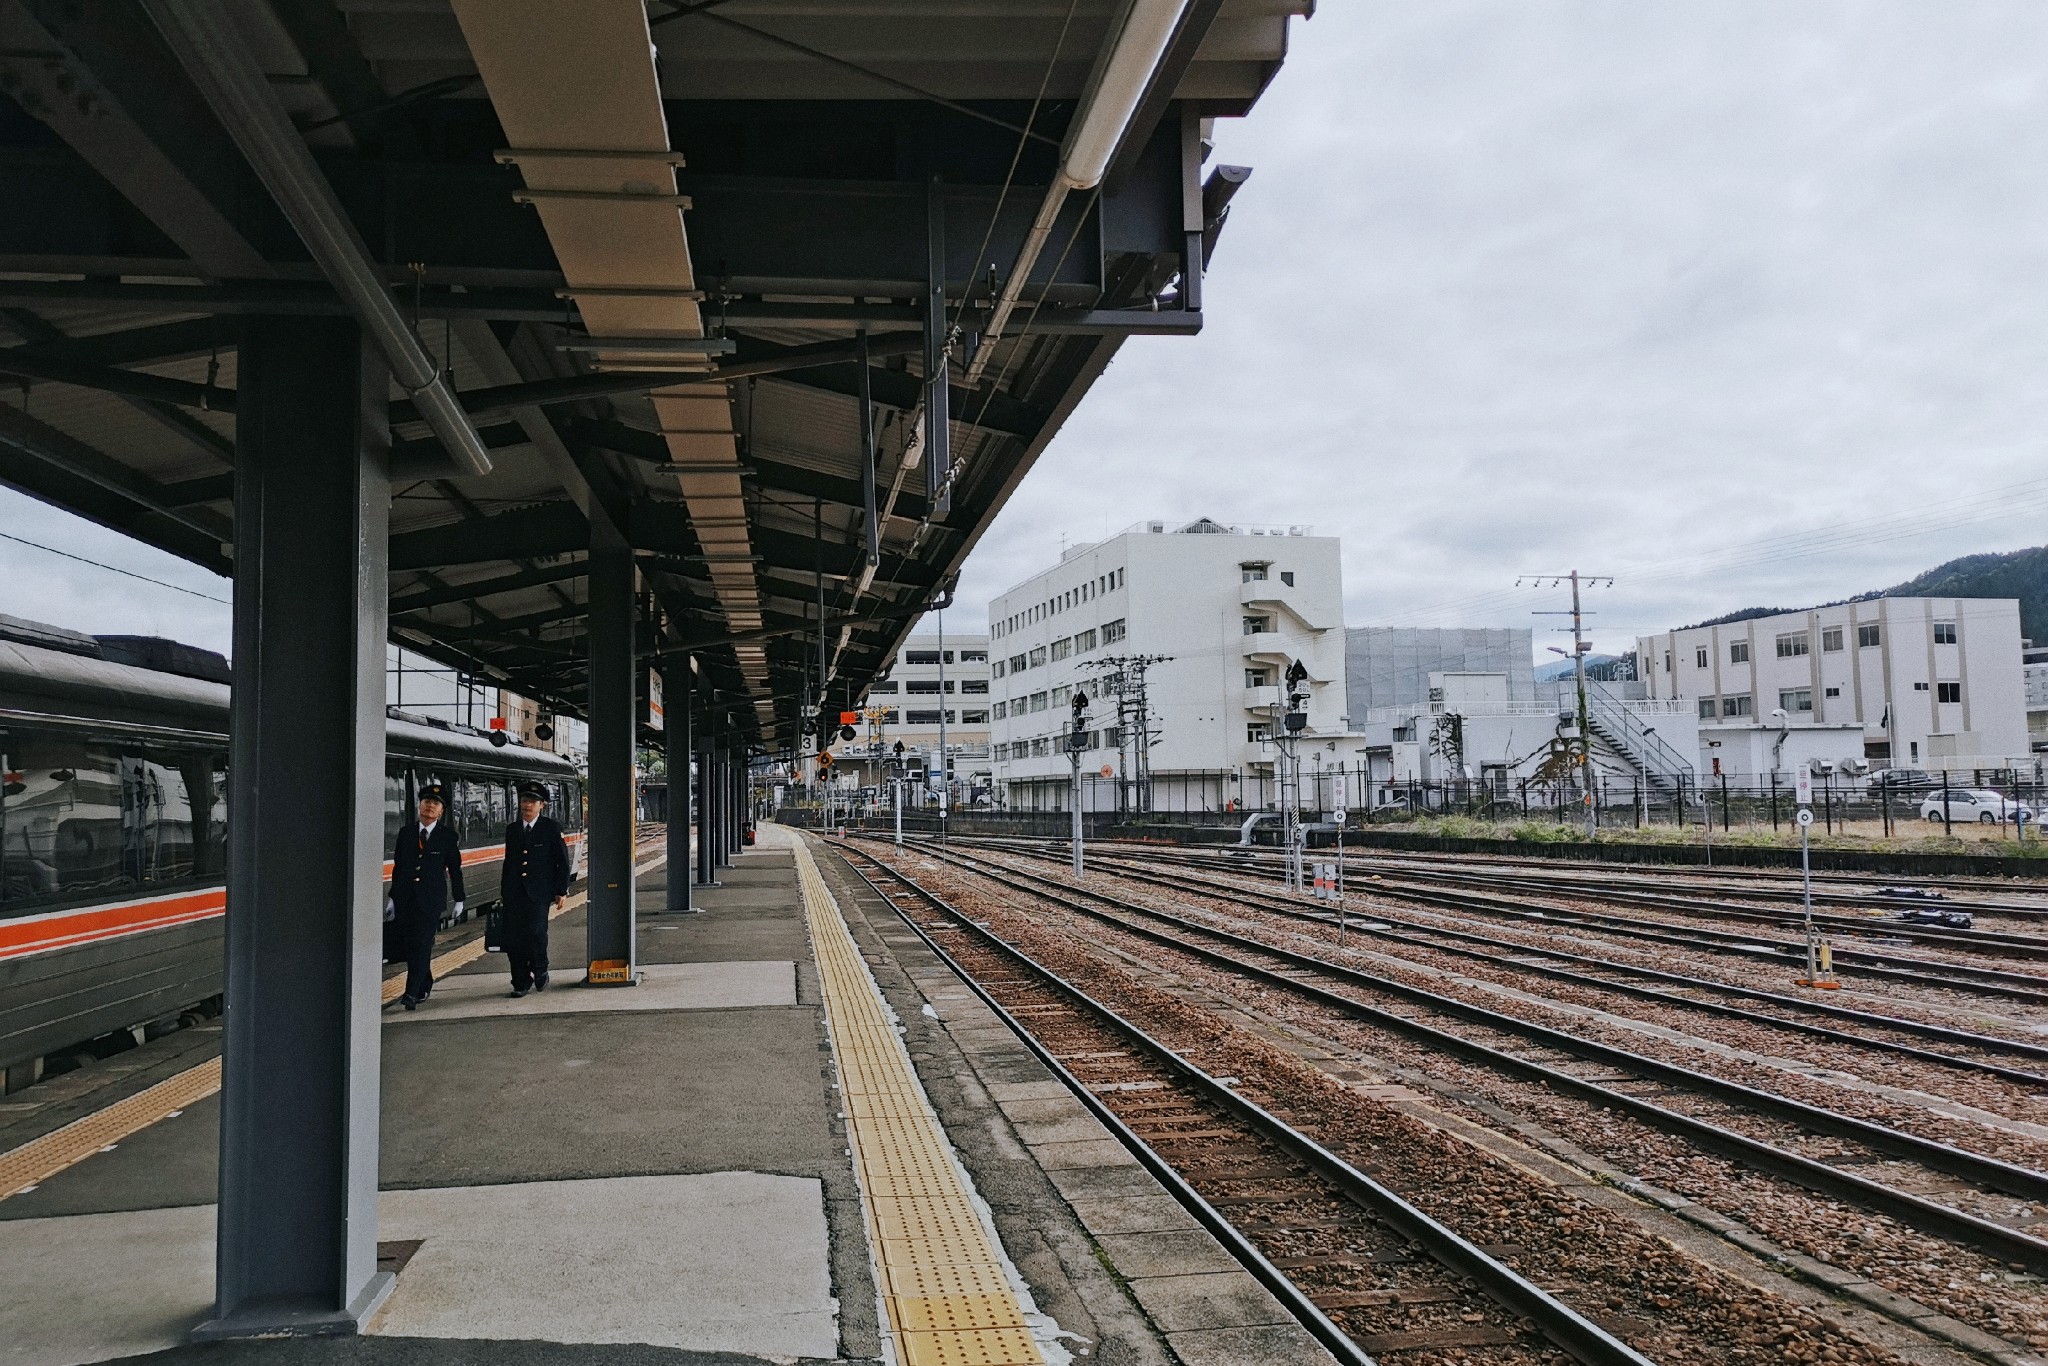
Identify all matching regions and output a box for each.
[1102,619,1127,644]
[1730,641,1750,664]
[1009,654,1027,672]
[1242,616,1271,636]
[1246,668,1271,688]
[1822,627,1843,652]
[1913,681,1929,691]
[1050,637,1072,661]
[1240,563,1268,582]
[905,650,940,665]
[1280,571,1295,587]
[1074,629,1097,653]
[1028,647,1047,668]
[1778,688,1812,713]
[1030,692,1049,713]
[1937,681,1961,704]
[1697,698,1717,720]
[1664,651,1673,673]
[1051,685,1071,706]
[1910,741,1919,761]
[1247,724,1272,742]
[879,709,899,724]
[992,701,1006,720]
[869,681,899,694]
[1824,686,1840,698]
[1694,646,1708,668]
[905,680,942,694]
[961,680,988,695]
[907,710,943,724]
[961,650,987,663]
[1774,633,1808,659]
[1858,623,1881,648]
[992,661,1005,679]
[1722,695,1752,718]
[961,710,989,724]
[1934,621,1957,645]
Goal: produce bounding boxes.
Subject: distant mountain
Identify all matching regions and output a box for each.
[1534,653,1631,682]
[1678,546,2048,643]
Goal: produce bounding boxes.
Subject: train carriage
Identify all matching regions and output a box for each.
[0,627,584,1078]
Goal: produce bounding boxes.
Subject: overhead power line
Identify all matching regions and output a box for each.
[0,529,230,604]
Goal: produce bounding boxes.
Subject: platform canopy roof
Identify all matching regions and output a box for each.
[0,0,1300,750]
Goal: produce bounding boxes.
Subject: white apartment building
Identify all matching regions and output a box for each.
[989,518,1347,811]
[847,632,992,800]
[1637,597,2029,775]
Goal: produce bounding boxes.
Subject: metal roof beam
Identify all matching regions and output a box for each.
[387,501,588,571]
[770,363,1045,440]
[389,560,590,616]
[0,435,229,573]
[0,402,230,543]
[0,315,240,368]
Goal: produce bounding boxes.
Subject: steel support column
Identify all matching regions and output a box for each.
[202,315,391,1339]
[695,719,716,887]
[713,746,732,868]
[663,656,693,912]
[585,528,636,982]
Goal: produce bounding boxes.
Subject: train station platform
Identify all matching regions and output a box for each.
[0,828,1331,1366]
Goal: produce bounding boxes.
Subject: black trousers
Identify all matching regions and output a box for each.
[503,895,550,990]
[400,906,438,1000]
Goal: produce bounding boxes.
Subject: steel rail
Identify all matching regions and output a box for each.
[1360,863,2048,959]
[1142,841,2048,1005]
[970,838,2048,1087]
[832,843,1660,1366]
[867,838,2048,1274]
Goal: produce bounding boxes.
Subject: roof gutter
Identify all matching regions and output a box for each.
[964,0,1190,385]
[142,0,494,478]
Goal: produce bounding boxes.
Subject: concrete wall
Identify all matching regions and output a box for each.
[1346,627,1535,713]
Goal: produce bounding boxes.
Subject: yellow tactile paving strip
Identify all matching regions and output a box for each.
[0,1056,220,1199]
[0,847,665,1203]
[783,828,1046,1366]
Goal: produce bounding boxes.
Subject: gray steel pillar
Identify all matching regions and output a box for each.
[713,747,732,868]
[584,529,636,981]
[695,718,715,886]
[663,655,692,912]
[202,315,391,1339]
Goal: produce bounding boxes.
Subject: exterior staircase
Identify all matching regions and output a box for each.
[1578,680,1694,798]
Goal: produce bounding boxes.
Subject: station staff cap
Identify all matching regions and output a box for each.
[417,783,447,804]
[517,782,550,803]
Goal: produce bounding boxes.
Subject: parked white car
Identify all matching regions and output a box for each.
[1918,789,2033,824]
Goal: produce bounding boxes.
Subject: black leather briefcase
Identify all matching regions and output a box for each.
[484,909,506,953]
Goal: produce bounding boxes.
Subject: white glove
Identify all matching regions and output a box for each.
[383,896,395,921]
[453,900,465,918]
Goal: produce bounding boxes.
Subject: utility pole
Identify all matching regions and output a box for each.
[1525,571,1612,838]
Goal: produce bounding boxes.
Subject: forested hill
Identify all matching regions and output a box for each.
[1681,546,2048,642]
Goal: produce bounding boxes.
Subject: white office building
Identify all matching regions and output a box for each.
[989,518,1347,811]
[1637,598,2030,776]
[847,632,992,801]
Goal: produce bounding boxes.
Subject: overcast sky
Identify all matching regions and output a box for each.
[8,2,2048,664]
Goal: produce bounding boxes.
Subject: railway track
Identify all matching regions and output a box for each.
[980,839,2048,1083]
[1087,840,2048,1006]
[834,843,1671,1365]
[867,836,2048,1278]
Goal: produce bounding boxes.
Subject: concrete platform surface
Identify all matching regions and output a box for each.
[0,1175,837,1366]
[387,961,796,1022]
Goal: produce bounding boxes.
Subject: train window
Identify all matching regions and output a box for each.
[0,736,222,906]
[458,778,491,846]
[384,768,407,850]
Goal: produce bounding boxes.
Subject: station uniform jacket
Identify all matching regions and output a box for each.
[392,816,466,921]
[501,813,571,915]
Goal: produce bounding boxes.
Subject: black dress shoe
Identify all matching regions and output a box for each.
[533,974,549,992]
[509,987,529,999]
[400,994,418,1011]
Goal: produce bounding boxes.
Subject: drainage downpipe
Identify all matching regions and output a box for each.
[144,0,494,477]
[965,0,1191,385]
